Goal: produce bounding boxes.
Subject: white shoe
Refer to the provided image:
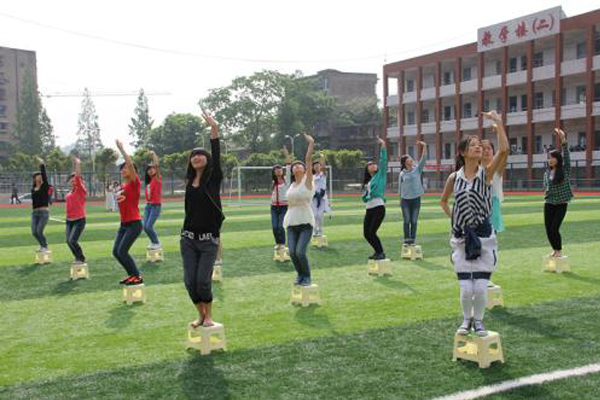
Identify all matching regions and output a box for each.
[40,247,48,253]
[456,319,471,335]
[214,259,223,266]
[149,243,161,250]
[274,244,281,250]
[473,319,488,337]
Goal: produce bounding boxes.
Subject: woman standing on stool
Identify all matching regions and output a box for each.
[311,153,330,238]
[543,128,572,258]
[440,110,508,337]
[31,156,51,252]
[114,139,144,286]
[362,137,388,260]
[271,146,292,252]
[65,156,87,264]
[284,134,315,285]
[143,151,162,250]
[399,140,427,245]
[180,110,223,328]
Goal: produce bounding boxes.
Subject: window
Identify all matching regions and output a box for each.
[421,109,429,123]
[0,105,5,117]
[483,99,490,112]
[509,57,517,73]
[444,143,452,159]
[533,52,544,67]
[552,89,567,106]
[462,67,472,81]
[443,71,452,85]
[595,83,600,101]
[0,122,8,131]
[444,105,452,120]
[509,96,517,112]
[0,88,5,101]
[408,146,415,158]
[535,135,543,154]
[521,94,528,111]
[406,111,415,125]
[576,85,586,104]
[495,60,502,75]
[577,42,586,59]
[521,136,528,154]
[509,137,518,154]
[578,132,586,149]
[406,79,414,92]
[0,55,3,67]
[534,92,544,109]
[496,98,503,113]
[596,31,600,55]
[463,102,472,118]
[595,130,600,150]
[521,55,528,70]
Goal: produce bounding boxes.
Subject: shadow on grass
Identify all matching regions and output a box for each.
[561,272,600,286]
[294,306,333,331]
[373,275,419,294]
[410,259,448,271]
[488,307,571,340]
[105,304,137,330]
[16,264,41,276]
[52,279,80,296]
[180,353,230,399]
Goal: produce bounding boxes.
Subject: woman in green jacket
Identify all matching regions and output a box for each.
[362,137,387,260]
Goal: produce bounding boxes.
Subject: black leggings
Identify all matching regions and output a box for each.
[363,205,386,254]
[544,203,568,251]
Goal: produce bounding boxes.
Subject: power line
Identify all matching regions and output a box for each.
[41,91,171,98]
[0,11,473,65]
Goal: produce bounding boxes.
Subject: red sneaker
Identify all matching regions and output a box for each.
[126,275,144,286]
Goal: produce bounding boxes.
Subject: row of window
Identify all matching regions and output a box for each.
[0,104,6,117]
[404,36,600,91]
[0,122,9,131]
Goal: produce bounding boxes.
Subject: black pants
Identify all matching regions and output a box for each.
[363,205,386,254]
[66,218,86,262]
[544,203,568,251]
[113,221,142,276]
[180,236,219,304]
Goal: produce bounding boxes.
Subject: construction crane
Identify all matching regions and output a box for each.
[41,91,171,98]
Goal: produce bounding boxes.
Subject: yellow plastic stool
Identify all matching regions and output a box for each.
[122,284,146,305]
[185,322,227,355]
[34,250,52,265]
[486,284,504,309]
[542,255,570,273]
[290,284,321,307]
[146,248,164,263]
[273,247,291,262]
[453,330,505,368]
[401,244,423,260]
[70,262,89,280]
[367,259,393,276]
[310,235,328,248]
[212,265,223,282]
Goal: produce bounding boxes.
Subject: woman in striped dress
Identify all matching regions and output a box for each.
[440,110,508,337]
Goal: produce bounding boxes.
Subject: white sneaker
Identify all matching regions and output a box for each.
[149,243,161,250]
[274,244,281,250]
[456,319,471,335]
[473,319,488,337]
[214,259,223,266]
[40,247,48,253]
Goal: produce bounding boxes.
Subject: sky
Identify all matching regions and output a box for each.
[0,0,596,153]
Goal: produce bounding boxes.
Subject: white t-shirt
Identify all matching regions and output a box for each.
[283,174,316,228]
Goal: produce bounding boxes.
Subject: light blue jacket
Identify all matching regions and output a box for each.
[399,156,426,200]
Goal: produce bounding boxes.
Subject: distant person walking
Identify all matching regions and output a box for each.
[11,183,21,204]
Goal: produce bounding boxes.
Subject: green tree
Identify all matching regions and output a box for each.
[6,152,36,171]
[132,148,151,173]
[201,70,287,153]
[46,148,70,172]
[95,147,118,184]
[75,88,103,169]
[13,69,42,155]
[129,89,154,148]
[148,113,205,155]
[39,105,57,156]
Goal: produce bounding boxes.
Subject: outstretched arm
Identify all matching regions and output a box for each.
[482,110,509,184]
[377,136,387,173]
[416,140,427,173]
[116,140,136,180]
[73,156,87,194]
[555,128,570,177]
[283,146,291,182]
[202,111,222,182]
[304,134,315,190]
[440,173,455,218]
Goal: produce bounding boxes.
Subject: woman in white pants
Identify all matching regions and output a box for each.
[310,153,330,237]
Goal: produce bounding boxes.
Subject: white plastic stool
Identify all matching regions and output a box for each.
[212,265,223,282]
[310,235,328,248]
[290,284,321,307]
[367,259,393,276]
[486,285,504,309]
[185,322,227,355]
[273,247,291,262]
[35,250,52,265]
[70,262,89,280]
[401,244,423,260]
[453,330,504,368]
[122,284,146,305]
[146,248,164,263]
[542,255,570,273]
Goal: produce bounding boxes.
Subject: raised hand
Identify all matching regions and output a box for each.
[377,136,386,146]
[554,128,566,143]
[115,139,124,150]
[483,110,502,124]
[35,156,44,164]
[304,133,314,143]
[416,140,426,147]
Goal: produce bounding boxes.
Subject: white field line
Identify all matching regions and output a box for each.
[432,363,600,400]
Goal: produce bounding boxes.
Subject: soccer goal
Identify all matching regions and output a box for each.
[229,165,333,206]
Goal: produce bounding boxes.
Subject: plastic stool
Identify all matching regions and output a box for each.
[367,259,393,276]
[310,235,328,248]
[70,262,89,280]
[401,244,423,260]
[212,265,223,282]
[453,330,504,368]
[290,284,321,307]
[486,284,504,309]
[543,255,570,273]
[273,247,291,262]
[122,284,146,305]
[35,250,52,265]
[185,322,227,355]
[146,248,164,263]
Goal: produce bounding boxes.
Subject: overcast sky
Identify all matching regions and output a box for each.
[0,1,595,152]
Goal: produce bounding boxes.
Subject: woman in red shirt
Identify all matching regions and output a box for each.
[65,156,87,263]
[143,151,162,250]
[114,139,143,285]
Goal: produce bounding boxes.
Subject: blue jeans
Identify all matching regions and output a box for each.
[113,221,142,276]
[66,218,86,262]
[143,203,161,245]
[31,209,49,248]
[401,197,421,243]
[287,224,312,279]
[271,205,288,245]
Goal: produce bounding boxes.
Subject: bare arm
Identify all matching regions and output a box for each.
[116,139,136,179]
[416,140,427,173]
[440,173,455,218]
[283,146,291,165]
[73,156,81,176]
[319,152,326,175]
[201,109,219,140]
[482,111,509,184]
[304,134,315,190]
[149,150,160,176]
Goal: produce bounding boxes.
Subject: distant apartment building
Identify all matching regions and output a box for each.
[308,69,381,158]
[383,6,600,183]
[0,46,37,158]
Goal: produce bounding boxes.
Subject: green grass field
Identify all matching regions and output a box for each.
[1,195,600,399]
